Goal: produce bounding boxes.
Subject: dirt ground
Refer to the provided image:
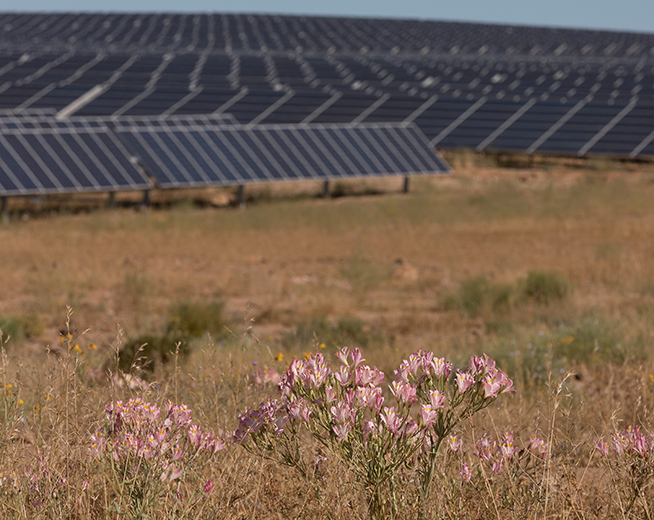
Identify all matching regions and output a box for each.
[2,159,654,365]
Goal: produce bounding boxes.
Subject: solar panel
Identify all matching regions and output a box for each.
[115,122,448,189]
[1,13,654,159]
[0,124,152,196]
[107,113,237,130]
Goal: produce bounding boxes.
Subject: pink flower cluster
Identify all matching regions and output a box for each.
[234,398,293,442]
[90,398,225,482]
[394,350,452,385]
[597,425,654,458]
[237,348,515,453]
[465,354,515,397]
[472,431,548,477]
[236,347,518,504]
[250,367,281,386]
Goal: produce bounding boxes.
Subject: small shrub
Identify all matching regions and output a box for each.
[443,277,516,318]
[522,270,570,304]
[116,333,188,374]
[167,300,226,338]
[14,313,45,339]
[0,316,25,344]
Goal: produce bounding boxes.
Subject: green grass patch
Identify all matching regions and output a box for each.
[166,300,227,339]
[522,270,571,304]
[282,315,388,352]
[487,316,646,392]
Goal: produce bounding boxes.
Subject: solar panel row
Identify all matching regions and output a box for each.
[115,123,446,188]
[2,13,653,60]
[0,115,449,197]
[1,13,653,160]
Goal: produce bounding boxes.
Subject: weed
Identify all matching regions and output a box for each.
[442,276,516,318]
[522,270,571,304]
[0,316,25,344]
[166,300,227,339]
[116,333,187,374]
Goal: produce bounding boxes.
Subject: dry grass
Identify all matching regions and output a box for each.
[1,162,654,517]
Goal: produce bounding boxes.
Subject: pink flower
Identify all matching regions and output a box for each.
[351,348,364,368]
[461,463,472,482]
[355,365,384,386]
[612,432,628,454]
[161,464,183,481]
[362,420,379,437]
[203,480,214,495]
[468,355,485,375]
[529,434,547,456]
[289,400,311,422]
[188,424,202,446]
[330,402,354,424]
[356,386,383,409]
[333,423,351,441]
[476,435,493,462]
[381,407,401,436]
[171,444,184,461]
[334,366,351,386]
[501,431,516,460]
[401,417,419,436]
[391,381,417,404]
[491,459,504,475]
[447,435,462,452]
[632,433,649,457]
[420,405,438,428]
[456,371,474,393]
[429,390,446,410]
[325,385,336,403]
[336,347,350,366]
[482,375,502,398]
[432,357,452,379]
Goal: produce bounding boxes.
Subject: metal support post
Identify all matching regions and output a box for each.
[107,191,116,209]
[403,176,410,193]
[323,180,330,198]
[1,197,8,224]
[238,185,246,208]
[142,189,151,208]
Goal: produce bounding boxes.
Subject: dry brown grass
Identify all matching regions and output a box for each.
[1,162,654,517]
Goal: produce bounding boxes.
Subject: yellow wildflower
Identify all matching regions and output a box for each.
[275,352,284,362]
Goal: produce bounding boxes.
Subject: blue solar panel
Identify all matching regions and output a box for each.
[1,13,654,159]
[0,125,152,195]
[115,122,449,189]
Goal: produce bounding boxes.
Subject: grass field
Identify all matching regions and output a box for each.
[1,159,654,518]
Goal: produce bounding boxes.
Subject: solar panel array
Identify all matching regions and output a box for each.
[0,12,652,202]
[115,122,445,188]
[0,112,448,196]
[0,13,652,159]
